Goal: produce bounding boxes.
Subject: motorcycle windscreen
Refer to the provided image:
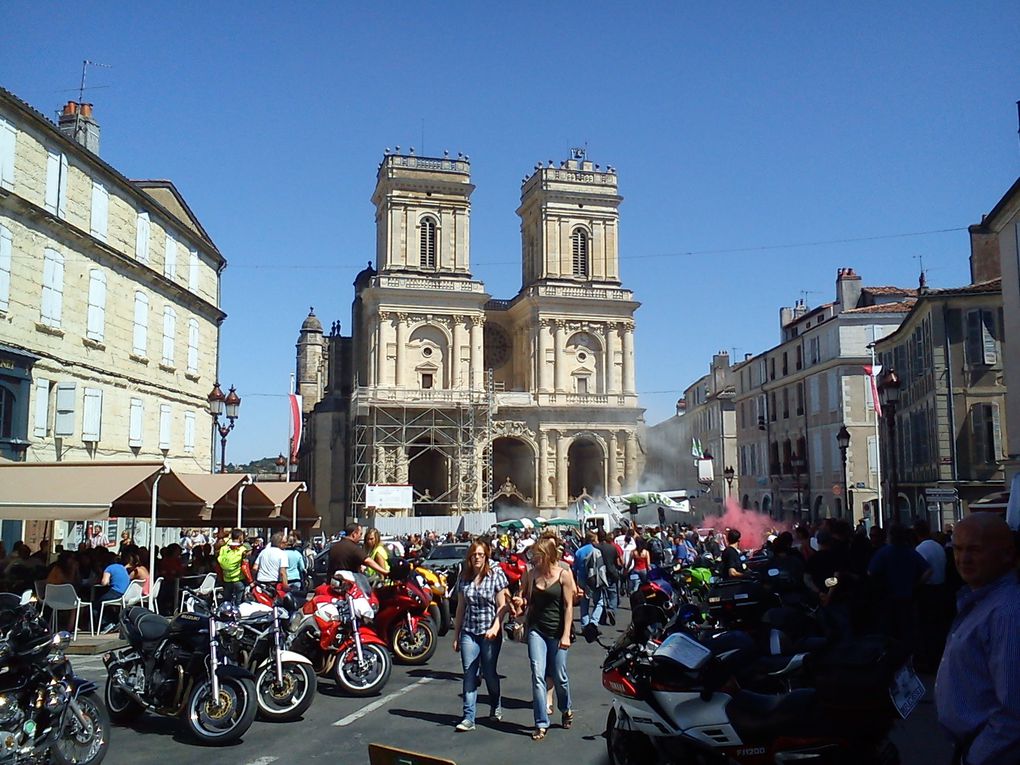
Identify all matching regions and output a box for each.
[653,632,713,671]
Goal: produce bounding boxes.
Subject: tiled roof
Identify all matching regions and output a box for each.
[862,286,919,296]
[842,300,917,314]
[925,278,1001,296]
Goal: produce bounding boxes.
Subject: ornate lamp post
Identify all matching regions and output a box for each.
[879,369,901,524]
[275,454,287,482]
[836,425,852,522]
[723,465,735,499]
[207,382,241,473]
[790,453,806,521]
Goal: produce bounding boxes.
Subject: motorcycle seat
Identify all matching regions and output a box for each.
[125,607,171,641]
[726,689,819,740]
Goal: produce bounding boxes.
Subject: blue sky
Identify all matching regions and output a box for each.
[3,2,1019,464]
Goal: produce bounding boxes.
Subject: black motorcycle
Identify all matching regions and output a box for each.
[102,599,257,745]
[0,592,109,765]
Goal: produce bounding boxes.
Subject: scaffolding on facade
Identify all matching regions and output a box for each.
[350,380,495,519]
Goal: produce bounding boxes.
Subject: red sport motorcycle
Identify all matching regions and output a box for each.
[287,573,392,696]
[372,560,437,665]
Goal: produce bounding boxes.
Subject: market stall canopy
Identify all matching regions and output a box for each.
[198,481,319,528]
[0,461,206,522]
[494,517,545,530]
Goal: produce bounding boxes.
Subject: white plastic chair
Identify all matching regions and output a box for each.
[98,580,144,632]
[179,572,219,613]
[43,584,94,640]
[148,577,164,614]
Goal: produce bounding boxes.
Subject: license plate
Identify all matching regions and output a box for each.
[889,665,925,719]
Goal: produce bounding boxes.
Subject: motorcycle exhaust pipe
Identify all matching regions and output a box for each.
[112,674,149,709]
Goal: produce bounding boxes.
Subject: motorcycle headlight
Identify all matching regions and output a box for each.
[47,632,70,664]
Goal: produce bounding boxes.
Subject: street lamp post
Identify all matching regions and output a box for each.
[836,425,852,522]
[879,369,901,525]
[207,382,241,474]
[723,465,735,499]
[790,454,806,522]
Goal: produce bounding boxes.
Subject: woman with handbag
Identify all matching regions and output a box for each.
[452,539,509,732]
[512,537,577,741]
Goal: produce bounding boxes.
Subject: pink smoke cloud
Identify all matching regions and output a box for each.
[700,498,790,550]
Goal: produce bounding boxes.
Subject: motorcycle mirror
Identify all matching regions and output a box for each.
[18,590,33,606]
[824,576,839,589]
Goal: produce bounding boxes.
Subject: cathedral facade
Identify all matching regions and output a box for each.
[296,150,644,530]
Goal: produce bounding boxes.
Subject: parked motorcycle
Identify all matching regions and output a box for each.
[0,592,109,765]
[222,597,317,721]
[372,560,437,665]
[411,564,451,637]
[103,599,257,745]
[288,573,392,696]
[602,605,920,765]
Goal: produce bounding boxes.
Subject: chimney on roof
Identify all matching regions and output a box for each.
[836,267,862,311]
[676,398,687,416]
[793,298,808,320]
[57,100,100,155]
[968,224,1001,284]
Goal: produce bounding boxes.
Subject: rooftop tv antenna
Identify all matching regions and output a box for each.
[799,289,822,304]
[78,59,112,104]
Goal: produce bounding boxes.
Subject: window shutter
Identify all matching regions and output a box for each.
[86,270,106,341]
[33,377,49,438]
[54,382,76,437]
[970,405,984,464]
[0,224,11,312]
[129,398,143,447]
[164,233,177,279]
[132,291,148,356]
[188,249,199,291]
[966,310,982,366]
[162,306,176,366]
[187,318,199,374]
[991,402,1002,461]
[41,249,64,327]
[867,435,878,477]
[90,181,109,242]
[184,411,195,453]
[82,387,103,442]
[0,117,14,189]
[135,212,150,263]
[57,153,68,218]
[158,404,171,450]
[981,310,997,365]
[45,149,60,212]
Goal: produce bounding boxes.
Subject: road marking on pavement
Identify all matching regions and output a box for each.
[244,757,278,765]
[333,677,433,727]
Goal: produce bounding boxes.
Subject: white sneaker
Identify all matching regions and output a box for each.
[490,707,503,721]
[455,720,475,732]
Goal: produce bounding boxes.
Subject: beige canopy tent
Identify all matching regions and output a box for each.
[197,481,319,530]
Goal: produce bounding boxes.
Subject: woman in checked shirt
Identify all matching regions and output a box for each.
[452,539,510,732]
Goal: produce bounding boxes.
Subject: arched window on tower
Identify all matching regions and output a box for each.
[420,217,437,270]
[571,228,589,278]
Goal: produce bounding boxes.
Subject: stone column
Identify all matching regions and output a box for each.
[624,431,638,491]
[537,319,551,392]
[606,322,619,395]
[376,313,391,387]
[374,444,386,484]
[555,431,569,506]
[608,431,619,494]
[395,314,408,389]
[451,315,465,388]
[622,320,636,395]
[396,449,408,483]
[554,320,567,392]
[469,316,484,390]
[537,431,549,507]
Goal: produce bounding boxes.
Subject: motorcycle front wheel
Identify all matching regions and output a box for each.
[333,643,391,696]
[605,708,658,765]
[254,660,317,721]
[51,693,111,765]
[391,618,437,665]
[184,676,258,746]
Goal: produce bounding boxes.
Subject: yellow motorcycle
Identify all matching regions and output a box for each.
[412,564,451,636]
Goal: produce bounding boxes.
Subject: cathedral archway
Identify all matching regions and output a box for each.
[408,438,450,515]
[491,437,535,511]
[408,324,450,389]
[565,332,604,395]
[568,437,605,499]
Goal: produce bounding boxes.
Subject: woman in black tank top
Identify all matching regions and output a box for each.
[512,537,577,740]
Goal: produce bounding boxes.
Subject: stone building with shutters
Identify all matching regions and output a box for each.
[297,150,645,529]
[0,88,224,546]
[873,276,1007,528]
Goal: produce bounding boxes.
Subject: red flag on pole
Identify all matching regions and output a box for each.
[863,365,882,416]
[289,393,303,462]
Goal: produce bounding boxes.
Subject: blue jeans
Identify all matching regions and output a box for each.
[604,582,619,618]
[580,586,604,627]
[527,629,571,729]
[458,632,501,723]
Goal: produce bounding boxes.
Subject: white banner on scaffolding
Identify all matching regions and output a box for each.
[365,484,414,510]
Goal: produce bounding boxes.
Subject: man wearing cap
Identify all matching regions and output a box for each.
[217,528,249,605]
